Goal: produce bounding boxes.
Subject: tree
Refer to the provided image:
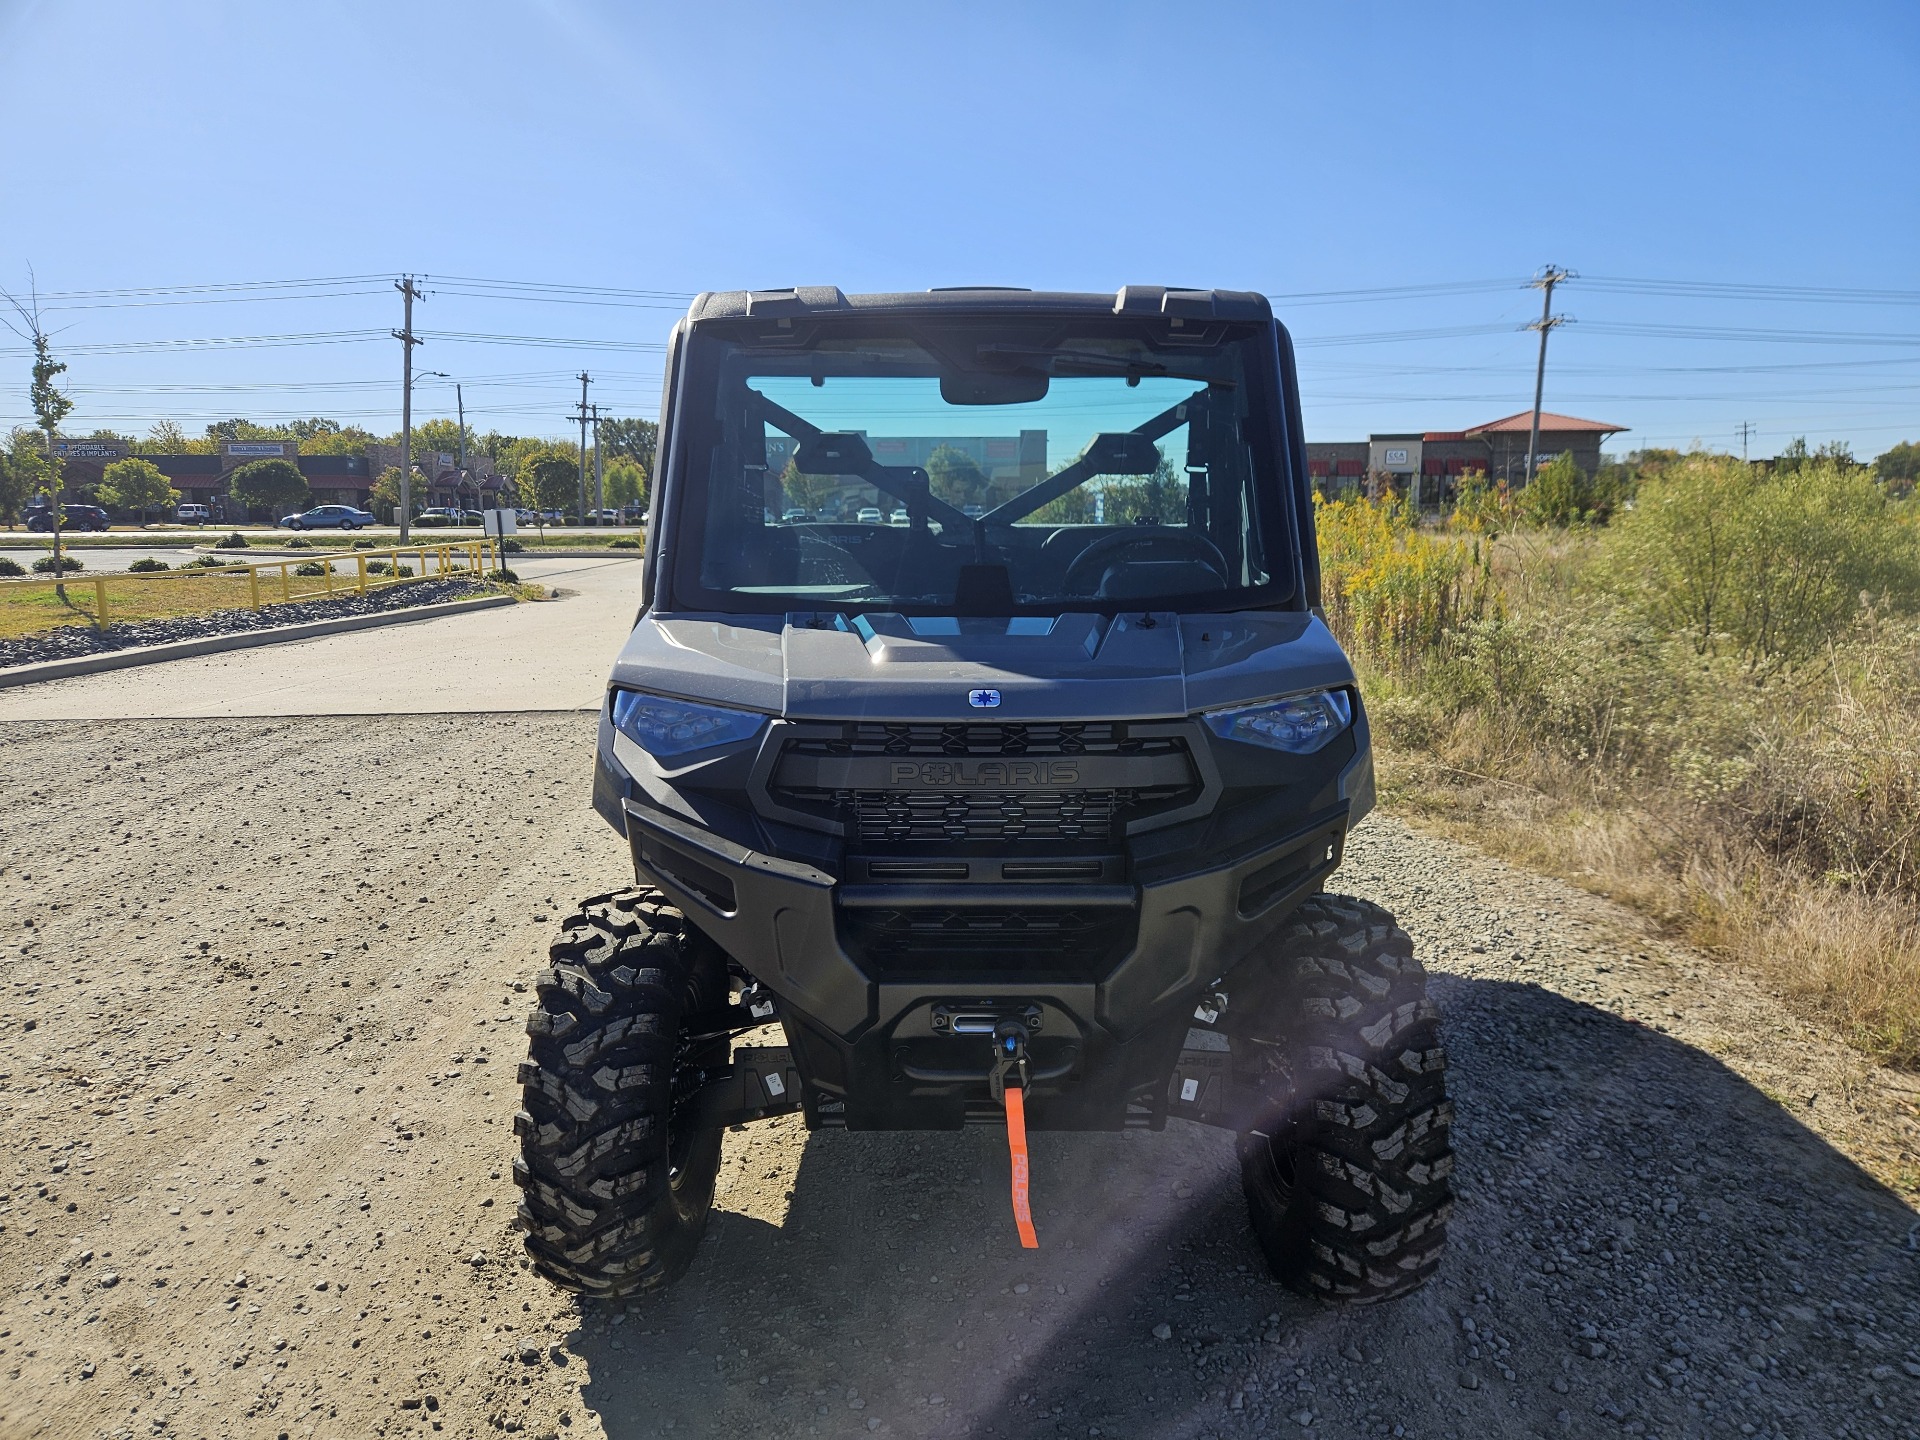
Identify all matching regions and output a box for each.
[145,419,190,454]
[0,450,28,528]
[228,457,308,518]
[605,456,648,511]
[414,418,466,457]
[1099,455,1186,526]
[600,417,657,470]
[926,444,989,509]
[518,451,579,517]
[297,424,377,456]
[97,457,179,524]
[777,460,837,517]
[1873,440,1918,497]
[3,278,76,592]
[370,466,405,520]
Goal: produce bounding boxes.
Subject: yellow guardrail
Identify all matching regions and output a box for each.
[1,540,501,633]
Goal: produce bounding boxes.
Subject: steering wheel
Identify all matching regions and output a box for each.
[1062,527,1230,596]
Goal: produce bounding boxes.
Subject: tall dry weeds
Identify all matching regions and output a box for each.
[1329,464,1920,1068]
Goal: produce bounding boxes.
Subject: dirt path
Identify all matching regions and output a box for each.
[2,716,1916,1440]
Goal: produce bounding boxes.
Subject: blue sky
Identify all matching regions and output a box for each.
[1,0,1916,459]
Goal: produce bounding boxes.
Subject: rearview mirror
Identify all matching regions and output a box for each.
[940,371,1050,406]
[1077,432,1163,475]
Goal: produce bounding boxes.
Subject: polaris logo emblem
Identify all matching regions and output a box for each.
[889,760,1080,788]
[968,689,1001,708]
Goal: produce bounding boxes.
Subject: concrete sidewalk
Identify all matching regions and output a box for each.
[0,556,641,719]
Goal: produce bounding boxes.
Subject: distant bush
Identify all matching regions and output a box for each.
[214,532,250,550]
[609,537,641,550]
[487,568,519,583]
[365,561,413,577]
[1602,454,1920,668]
[350,538,377,550]
[185,555,231,568]
[32,554,83,574]
[294,561,327,577]
[0,557,25,578]
[128,557,170,572]
[285,537,313,549]
[500,538,525,553]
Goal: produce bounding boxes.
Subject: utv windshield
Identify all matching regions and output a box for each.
[666,322,1298,615]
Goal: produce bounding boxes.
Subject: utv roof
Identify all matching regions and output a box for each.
[685,285,1273,324]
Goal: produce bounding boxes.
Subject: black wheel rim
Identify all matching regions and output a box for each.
[664,1032,714,1190]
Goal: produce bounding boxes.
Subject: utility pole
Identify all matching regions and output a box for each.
[393,276,425,542]
[1736,420,1754,464]
[455,382,467,473]
[589,403,607,520]
[1523,264,1574,486]
[573,372,592,523]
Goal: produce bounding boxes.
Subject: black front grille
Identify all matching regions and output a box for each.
[770,722,1199,844]
[849,789,1123,843]
[843,905,1131,976]
[792,722,1184,759]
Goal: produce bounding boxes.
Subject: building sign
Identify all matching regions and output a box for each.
[225,442,288,457]
[55,439,128,460]
[1383,448,1409,466]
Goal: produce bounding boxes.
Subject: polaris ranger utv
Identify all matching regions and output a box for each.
[514,285,1452,1304]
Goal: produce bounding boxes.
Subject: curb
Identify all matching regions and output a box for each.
[0,593,516,691]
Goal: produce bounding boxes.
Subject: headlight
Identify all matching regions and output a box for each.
[1203,689,1353,754]
[610,689,766,758]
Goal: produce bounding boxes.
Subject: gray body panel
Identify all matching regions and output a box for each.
[606,609,1356,723]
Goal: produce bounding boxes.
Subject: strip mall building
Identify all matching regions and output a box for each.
[1307,411,1626,497]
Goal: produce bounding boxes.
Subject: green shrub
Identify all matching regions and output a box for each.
[487,567,519,583]
[294,561,327,577]
[186,555,232,568]
[1602,455,1920,667]
[365,561,414,577]
[32,554,83,574]
[501,538,525,553]
[214,532,250,550]
[285,537,313,549]
[351,538,377,550]
[0,557,26,578]
[128,557,170,572]
[609,537,641,550]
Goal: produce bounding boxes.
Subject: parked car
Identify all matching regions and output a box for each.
[413,508,458,527]
[26,503,110,533]
[781,508,811,524]
[514,508,540,525]
[176,503,211,525]
[962,503,985,519]
[889,507,910,526]
[281,504,376,531]
[855,506,884,525]
[540,509,566,524]
[584,508,625,524]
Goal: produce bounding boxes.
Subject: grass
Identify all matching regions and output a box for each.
[0,565,505,641]
[1333,457,1920,1070]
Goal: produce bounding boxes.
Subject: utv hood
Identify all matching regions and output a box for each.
[607,610,1356,722]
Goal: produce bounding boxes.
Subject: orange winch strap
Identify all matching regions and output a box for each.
[1004,1084,1039,1249]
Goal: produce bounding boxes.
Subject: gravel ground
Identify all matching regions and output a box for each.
[0,579,496,669]
[1,714,1917,1440]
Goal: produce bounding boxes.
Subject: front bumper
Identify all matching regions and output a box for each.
[624,794,1346,1129]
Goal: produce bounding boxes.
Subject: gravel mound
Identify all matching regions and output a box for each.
[0,576,495,668]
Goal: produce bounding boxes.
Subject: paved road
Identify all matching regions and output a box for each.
[0,555,642,719]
